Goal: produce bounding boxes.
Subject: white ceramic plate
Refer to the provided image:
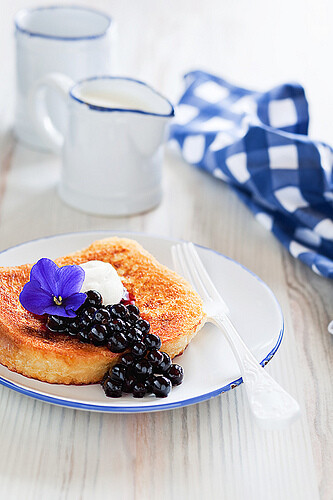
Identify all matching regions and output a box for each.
[0,231,284,413]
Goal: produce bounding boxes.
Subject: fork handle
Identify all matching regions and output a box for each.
[211,314,300,429]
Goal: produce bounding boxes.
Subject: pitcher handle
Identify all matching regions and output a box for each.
[28,73,74,153]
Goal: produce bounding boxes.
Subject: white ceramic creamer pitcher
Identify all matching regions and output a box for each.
[29,74,174,216]
[15,6,116,151]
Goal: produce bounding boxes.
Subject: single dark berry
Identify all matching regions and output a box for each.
[103,378,123,398]
[86,290,102,308]
[166,364,184,386]
[79,316,92,329]
[67,325,79,337]
[107,331,128,353]
[134,359,153,380]
[110,364,128,383]
[106,304,113,315]
[128,312,140,324]
[68,318,80,332]
[120,352,135,367]
[78,330,90,343]
[131,341,147,359]
[144,333,162,350]
[89,324,107,346]
[81,306,97,323]
[120,305,130,319]
[132,381,147,398]
[135,331,145,342]
[127,304,140,316]
[127,327,144,345]
[109,303,128,319]
[144,375,156,394]
[46,315,66,332]
[122,373,136,393]
[152,376,172,398]
[136,319,150,334]
[94,307,111,325]
[113,318,126,331]
[106,323,116,337]
[146,349,164,367]
[158,352,172,373]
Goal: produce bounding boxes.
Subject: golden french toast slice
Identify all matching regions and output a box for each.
[0,237,206,384]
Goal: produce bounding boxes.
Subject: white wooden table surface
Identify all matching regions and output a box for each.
[0,1,332,499]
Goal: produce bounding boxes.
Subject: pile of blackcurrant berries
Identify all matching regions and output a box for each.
[103,344,184,398]
[45,289,184,398]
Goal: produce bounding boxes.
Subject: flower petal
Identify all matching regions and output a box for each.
[30,258,59,295]
[43,293,86,318]
[19,280,54,315]
[63,292,87,314]
[63,309,79,318]
[56,265,85,298]
[43,304,69,317]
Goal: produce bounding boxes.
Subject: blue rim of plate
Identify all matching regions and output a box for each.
[14,6,111,41]
[69,76,175,117]
[0,230,284,413]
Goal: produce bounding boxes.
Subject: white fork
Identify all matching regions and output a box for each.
[172,242,300,429]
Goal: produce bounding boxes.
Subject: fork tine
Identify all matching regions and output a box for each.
[171,245,195,288]
[181,243,230,314]
[186,243,223,302]
[181,243,211,301]
[172,245,199,293]
[171,245,185,277]
[172,244,211,301]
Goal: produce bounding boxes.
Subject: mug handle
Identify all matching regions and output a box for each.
[28,73,74,153]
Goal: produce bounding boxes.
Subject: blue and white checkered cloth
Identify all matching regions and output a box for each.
[169,70,333,279]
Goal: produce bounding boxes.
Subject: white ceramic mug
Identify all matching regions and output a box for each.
[29,74,174,216]
[15,6,116,151]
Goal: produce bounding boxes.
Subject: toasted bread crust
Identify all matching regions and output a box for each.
[0,237,206,384]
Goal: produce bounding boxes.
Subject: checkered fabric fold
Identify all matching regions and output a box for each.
[169,70,333,279]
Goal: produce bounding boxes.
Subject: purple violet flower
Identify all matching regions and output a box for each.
[19,258,86,318]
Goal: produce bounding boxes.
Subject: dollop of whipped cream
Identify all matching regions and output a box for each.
[79,261,124,306]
